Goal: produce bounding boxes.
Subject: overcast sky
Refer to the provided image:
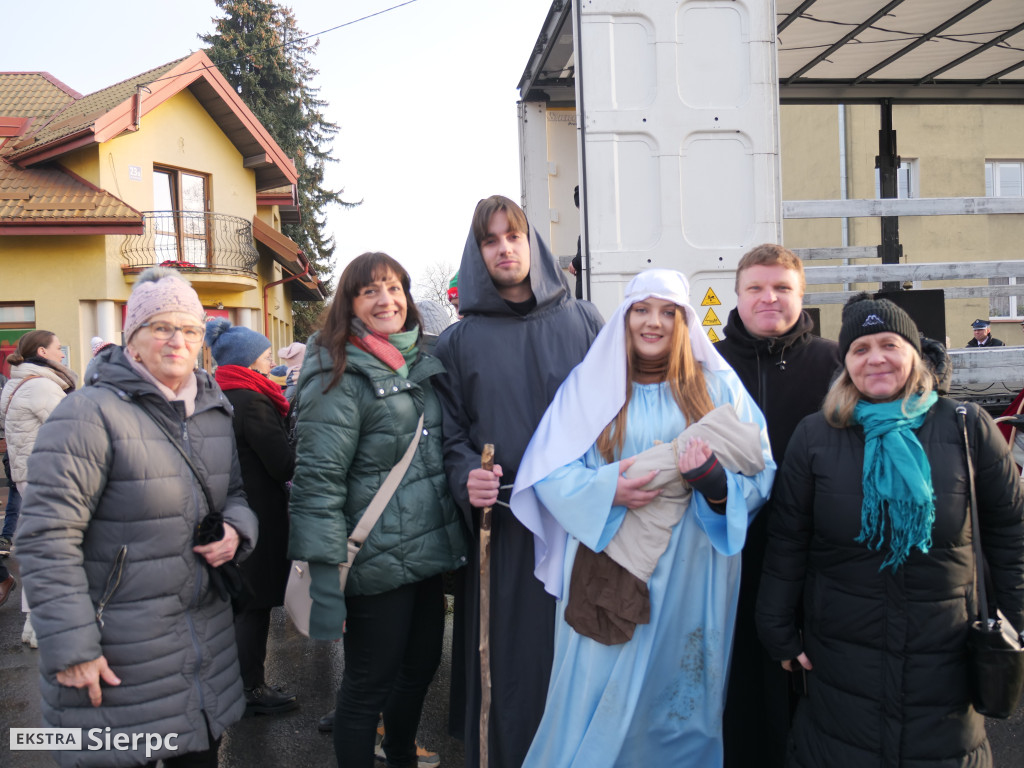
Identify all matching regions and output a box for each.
[3,0,556,290]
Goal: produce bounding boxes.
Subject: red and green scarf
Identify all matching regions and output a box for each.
[214,364,290,418]
[348,318,418,377]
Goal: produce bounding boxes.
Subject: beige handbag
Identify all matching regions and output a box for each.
[285,414,425,637]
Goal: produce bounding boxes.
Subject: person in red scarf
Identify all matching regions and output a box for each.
[205,318,298,716]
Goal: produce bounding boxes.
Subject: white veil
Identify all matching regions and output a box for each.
[510,269,732,597]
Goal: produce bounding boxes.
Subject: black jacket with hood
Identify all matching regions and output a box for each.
[434,222,602,768]
[715,308,840,465]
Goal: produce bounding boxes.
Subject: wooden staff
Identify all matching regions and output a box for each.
[478,443,495,768]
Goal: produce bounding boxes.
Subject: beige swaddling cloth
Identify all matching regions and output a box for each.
[602,404,766,583]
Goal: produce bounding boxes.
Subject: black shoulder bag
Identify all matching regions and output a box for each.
[134,400,248,604]
[957,404,1024,719]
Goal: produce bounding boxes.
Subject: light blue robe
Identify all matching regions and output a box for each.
[523,369,775,768]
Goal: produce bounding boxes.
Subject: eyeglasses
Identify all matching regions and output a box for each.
[140,322,205,342]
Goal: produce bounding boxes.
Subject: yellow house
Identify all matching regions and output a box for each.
[0,51,325,379]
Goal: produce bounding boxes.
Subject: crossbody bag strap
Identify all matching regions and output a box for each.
[343,413,425,572]
[132,398,219,520]
[957,403,989,626]
[2,375,43,422]
[1009,394,1024,467]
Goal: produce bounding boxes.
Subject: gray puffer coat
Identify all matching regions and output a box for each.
[16,345,257,767]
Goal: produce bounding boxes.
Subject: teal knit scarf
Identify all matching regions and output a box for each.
[852,391,938,571]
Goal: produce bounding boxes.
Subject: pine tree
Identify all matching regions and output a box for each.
[201,0,354,340]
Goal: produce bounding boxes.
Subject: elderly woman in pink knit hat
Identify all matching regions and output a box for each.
[16,267,258,767]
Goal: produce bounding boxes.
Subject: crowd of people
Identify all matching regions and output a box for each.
[0,194,1022,768]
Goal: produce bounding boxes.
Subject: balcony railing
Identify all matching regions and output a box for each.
[121,211,260,276]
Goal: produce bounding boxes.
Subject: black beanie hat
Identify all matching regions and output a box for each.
[838,292,922,359]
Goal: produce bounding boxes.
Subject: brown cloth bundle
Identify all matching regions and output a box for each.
[565,406,765,645]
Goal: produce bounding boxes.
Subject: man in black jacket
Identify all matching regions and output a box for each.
[966,318,1005,347]
[434,195,603,768]
[715,243,840,768]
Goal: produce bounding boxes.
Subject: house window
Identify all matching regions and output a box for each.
[989,276,1023,320]
[985,162,1024,197]
[0,302,35,378]
[153,167,211,267]
[874,159,916,199]
[0,302,35,329]
[986,162,1024,318]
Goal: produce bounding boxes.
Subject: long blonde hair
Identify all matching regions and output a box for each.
[823,352,934,428]
[597,304,714,461]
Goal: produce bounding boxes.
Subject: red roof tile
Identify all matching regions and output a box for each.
[5,59,183,160]
[0,72,80,120]
[0,52,297,232]
[0,161,140,232]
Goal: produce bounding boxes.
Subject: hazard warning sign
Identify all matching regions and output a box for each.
[701,288,721,306]
[706,328,721,343]
[702,307,721,327]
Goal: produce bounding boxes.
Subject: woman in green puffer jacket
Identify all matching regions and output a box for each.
[289,251,467,768]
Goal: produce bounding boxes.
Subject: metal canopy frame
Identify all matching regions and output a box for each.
[519,1,1024,105]
[776,0,1024,104]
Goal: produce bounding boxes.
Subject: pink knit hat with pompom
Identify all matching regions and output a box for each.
[124,267,205,341]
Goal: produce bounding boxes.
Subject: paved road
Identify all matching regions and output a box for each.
[0,523,1021,766]
[0,552,466,768]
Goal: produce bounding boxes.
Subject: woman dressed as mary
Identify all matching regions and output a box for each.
[511,269,775,767]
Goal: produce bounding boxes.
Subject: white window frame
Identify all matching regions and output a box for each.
[989,276,1023,320]
[875,159,917,199]
[985,161,1024,198]
[0,302,35,328]
[986,161,1024,319]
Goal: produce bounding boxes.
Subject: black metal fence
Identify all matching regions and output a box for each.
[121,211,260,275]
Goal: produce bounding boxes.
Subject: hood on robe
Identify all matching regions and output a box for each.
[455,217,573,317]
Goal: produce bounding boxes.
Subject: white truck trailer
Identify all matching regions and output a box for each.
[518,0,781,336]
[517,0,1024,405]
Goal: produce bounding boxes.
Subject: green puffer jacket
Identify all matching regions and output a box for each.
[288,334,468,639]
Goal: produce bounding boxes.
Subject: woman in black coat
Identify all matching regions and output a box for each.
[206,318,297,716]
[756,294,1024,768]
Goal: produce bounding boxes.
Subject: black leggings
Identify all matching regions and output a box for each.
[234,607,272,689]
[334,575,445,768]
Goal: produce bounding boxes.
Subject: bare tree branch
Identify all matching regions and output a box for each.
[415,261,458,321]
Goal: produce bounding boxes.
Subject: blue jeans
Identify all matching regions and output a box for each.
[2,452,19,540]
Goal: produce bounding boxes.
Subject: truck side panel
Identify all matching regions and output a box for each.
[575,0,782,333]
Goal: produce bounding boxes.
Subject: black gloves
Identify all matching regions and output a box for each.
[682,453,728,514]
